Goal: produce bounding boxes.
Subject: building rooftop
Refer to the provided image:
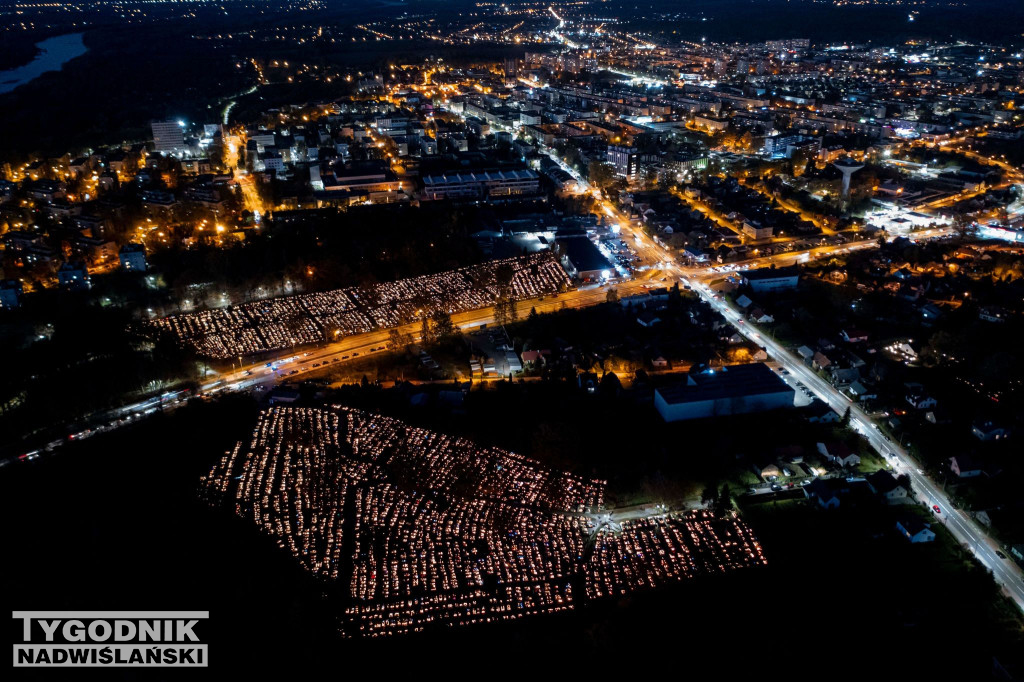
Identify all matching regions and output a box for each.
[422,169,538,185]
[741,266,800,281]
[556,236,612,274]
[656,363,794,405]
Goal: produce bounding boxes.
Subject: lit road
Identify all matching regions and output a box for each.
[6,276,666,465]
[510,131,1015,613]
[223,132,265,221]
[522,111,1024,609]
[209,279,657,388]
[685,225,955,277]
[678,274,1024,611]
[14,93,1018,618]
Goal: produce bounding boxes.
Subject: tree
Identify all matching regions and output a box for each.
[599,371,622,395]
[387,327,403,351]
[952,212,972,240]
[606,287,619,304]
[700,484,719,508]
[715,484,732,515]
[494,299,509,326]
[588,161,616,191]
[388,327,412,352]
[841,405,851,427]
[494,297,518,327]
[431,309,458,342]
[420,316,436,347]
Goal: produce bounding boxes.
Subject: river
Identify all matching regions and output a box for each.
[0,32,88,95]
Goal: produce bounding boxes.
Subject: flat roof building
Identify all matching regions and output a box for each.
[556,236,613,281]
[420,169,539,201]
[151,120,185,154]
[654,363,795,421]
[740,266,800,292]
[119,243,147,273]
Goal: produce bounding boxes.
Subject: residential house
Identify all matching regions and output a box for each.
[896,517,936,543]
[866,470,908,504]
[57,261,91,291]
[905,384,937,410]
[920,303,943,321]
[817,441,861,468]
[797,345,815,364]
[841,328,869,343]
[804,478,844,509]
[812,352,832,371]
[972,419,1009,442]
[847,380,877,401]
[805,399,841,424]
[520,349,551,368]
[978,305,1009,324]
[751,453,782,480]
[0,280,23,309]
[637,311,661,327]
[949,455,984,479]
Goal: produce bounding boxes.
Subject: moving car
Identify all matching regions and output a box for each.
[932,504,941,514]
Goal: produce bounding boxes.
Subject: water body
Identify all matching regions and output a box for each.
[0,33,88,95]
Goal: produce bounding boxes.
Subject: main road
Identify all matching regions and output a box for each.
[480,47,1022,607]
[204,276,657,390]
[554,139,1024,610]
[677,274,1024,611]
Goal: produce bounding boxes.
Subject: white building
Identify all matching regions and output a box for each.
[896,518,935,543]
[741,267,799,292]
[607,145,638,181]
[151,120,185,154]
[118,244,147,273]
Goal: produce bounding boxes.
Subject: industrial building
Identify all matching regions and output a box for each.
[740,266,800,292]
[556,235,613,281]
[654,363,795,421]
[419,169,539,201]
